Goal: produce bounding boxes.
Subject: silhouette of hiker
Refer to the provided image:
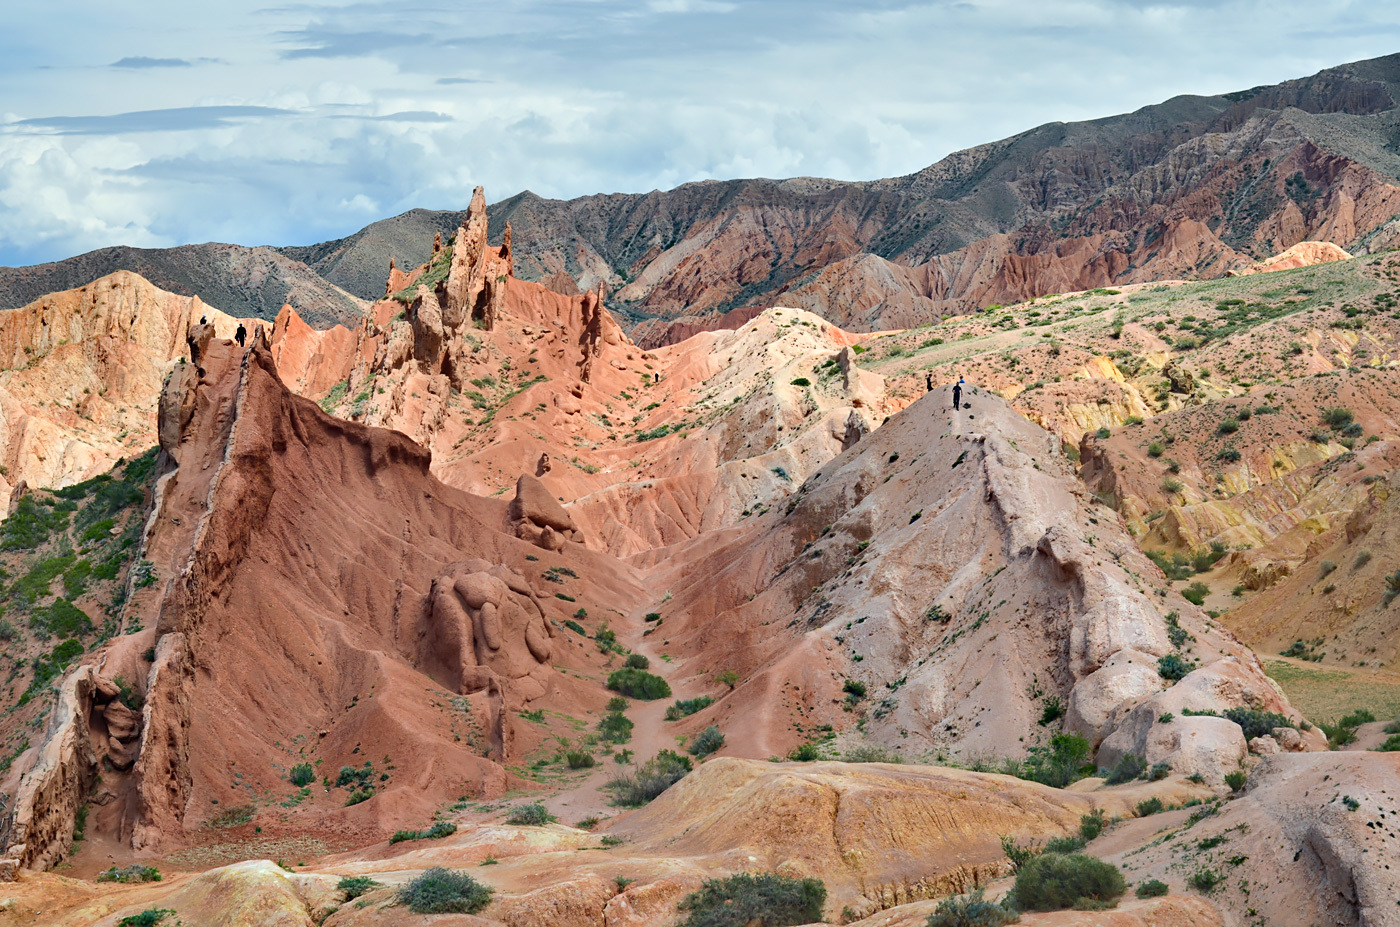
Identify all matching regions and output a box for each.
[952,378,963,411]
[200,315,207,325]
[235,323,247,347]
[925,372,933,392]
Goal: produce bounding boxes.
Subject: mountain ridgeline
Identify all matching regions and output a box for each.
[3,55,1400,346]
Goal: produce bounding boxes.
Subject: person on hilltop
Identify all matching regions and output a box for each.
[925,372,933,392]
[952,378,963,411]
[235,323,247,347]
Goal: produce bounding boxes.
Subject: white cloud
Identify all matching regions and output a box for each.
[0,0,1396,263]
[647,0,738,13]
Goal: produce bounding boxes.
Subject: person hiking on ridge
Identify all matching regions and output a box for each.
[952,378,963,411]
[235,323,247,347]
[925,372,933,392]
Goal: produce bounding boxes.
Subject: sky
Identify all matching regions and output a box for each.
[0,1,1396,267]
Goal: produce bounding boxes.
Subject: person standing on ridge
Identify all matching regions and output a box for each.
[235,323,247,347]
[952,378,963,411]
[925,372,933,392]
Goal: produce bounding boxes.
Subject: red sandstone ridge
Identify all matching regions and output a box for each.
[5,336,643,865]
[268,191,898,556]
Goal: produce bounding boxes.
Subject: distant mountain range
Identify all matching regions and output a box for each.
[5,53,1400,343]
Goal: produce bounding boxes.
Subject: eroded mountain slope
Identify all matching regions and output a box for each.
[0,272,258,502]
[639,385,1314,779]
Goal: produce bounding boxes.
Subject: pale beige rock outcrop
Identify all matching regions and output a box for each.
[0,271,260,502]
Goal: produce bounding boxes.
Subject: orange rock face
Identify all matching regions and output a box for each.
[116,340,642,854]
[0,271,262,500]
[1232,240,1352,275]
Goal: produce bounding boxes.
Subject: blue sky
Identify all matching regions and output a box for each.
[0,1,1395,266]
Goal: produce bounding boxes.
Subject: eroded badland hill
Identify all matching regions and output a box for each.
[2,62,1400,927]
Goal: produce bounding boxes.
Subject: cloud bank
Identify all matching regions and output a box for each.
[0,0,1396,266]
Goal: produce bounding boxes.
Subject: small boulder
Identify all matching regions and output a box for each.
[1249,735,1281,755]
[1164,359,1195,394]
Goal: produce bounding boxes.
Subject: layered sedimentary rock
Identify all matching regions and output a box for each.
[0,271,258,500]
[112,339,641,853]
[643,386,1314,776]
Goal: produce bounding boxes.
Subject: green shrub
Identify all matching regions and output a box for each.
[1224,770,1247,792]
[1000,835,1040,872]
[209,805,254,828]
[1038,695,1065,726]
[31,598,92,639]
[790,378,811,387]
[1136,797,1164,816]
[1187,868,1220,893]
[645,612,662,622]
[605,750,691,806]
[1157,654,1193,682]
[1074,811,1105,843]
[689,725,725,758]
[842,679,867,699]
[0,496,70,551]
[566,751,596,769]
[842,743,902,763]
[1019,733,1092,788]
[607,667,672,700]
[1135,879,1169,898]
[1376,734,1400,752]
[1321,407,1354,430]
[399,867,493,914]
[1340,708,1376,726]
[344,789,373,806]
[666,696,713,721]
[607,696,630,712]
[391,820,458,843]
[289,763,315,787]
[118,910,176,927]
[1105,753,1146,785]
[1147,442,1165,458]
[677,871,826,927]
[98,865,161,883]
[625,653,650,670]
[1044,835,1086,854]
[505,803,556,826]
[1222,708,1293,740]
[338,875,380,899]
[1217,418,1239,435]
[598,711,635,744]
[1181,582,1209,606]
[1008,853,1126,912]
[924,888,1019,927]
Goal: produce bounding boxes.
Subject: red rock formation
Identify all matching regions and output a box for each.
[121,339,640,853]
